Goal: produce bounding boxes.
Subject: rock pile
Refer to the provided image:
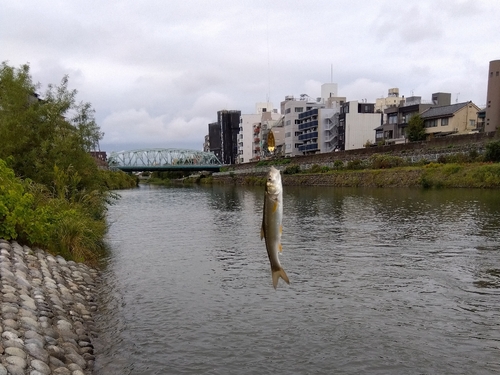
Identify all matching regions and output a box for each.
[0,240,99,375]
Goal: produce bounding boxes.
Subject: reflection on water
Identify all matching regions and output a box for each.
[95,185,500,375]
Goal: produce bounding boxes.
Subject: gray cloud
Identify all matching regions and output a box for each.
[2,0,498,152]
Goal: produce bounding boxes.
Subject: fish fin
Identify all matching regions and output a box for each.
[273,201,279,212]
[280,225,283,234]
[272,268,290,289]
[279,243,282,253]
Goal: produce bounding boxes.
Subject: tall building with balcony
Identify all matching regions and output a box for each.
[485,59,500,132]
[296,108,339,154]
[282,83,343,156]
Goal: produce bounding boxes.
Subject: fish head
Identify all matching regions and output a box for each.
[266,166,282,195]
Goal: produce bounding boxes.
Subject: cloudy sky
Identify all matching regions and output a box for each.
[2,0,499,152]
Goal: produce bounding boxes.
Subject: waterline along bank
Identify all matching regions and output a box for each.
[0,239,99,374]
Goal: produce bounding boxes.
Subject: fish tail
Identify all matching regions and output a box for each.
[272,267,290,289]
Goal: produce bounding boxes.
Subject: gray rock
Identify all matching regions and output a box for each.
[24,343,49,362]
[20,316,40,330]
[0,363,7,375]
[3,339,25,350]
[57,319,73,331]
[49,355,66,368]
[3,318,19,330]
[1,304,18,314]
[66,352,87,369]
[30,359,52,375]
[5,355,27,369]
[52,368,71,375]
[24,330,44,342]
[67,363,83,372]
[4,346,27,358]
[47,345,66,361]
[71,370,86,375]
[2,292,18,303]
[5,364,24,375]
[21,298,37,310]
[1,330,20,341]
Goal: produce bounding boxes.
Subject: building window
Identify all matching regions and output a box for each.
[469,119,476,128]
[295,107,303,113]
[425,119,437,128]
[286,120,291,126]
[285,132,291,138]
[285,108,291,114]
[441,118,449,126]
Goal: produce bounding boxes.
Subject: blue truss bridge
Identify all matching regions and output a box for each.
[108,148,223,172]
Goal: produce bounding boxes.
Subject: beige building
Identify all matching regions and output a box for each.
[421,101,481,138]
[375,88,403,113]
[485,59,500,132]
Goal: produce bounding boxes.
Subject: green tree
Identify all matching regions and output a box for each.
[406,114,426,142]
[0,62,104,194]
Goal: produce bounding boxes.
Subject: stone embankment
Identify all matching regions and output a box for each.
[0,239,99,375]
[223,132,497,175]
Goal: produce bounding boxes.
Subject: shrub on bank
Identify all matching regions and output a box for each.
[484,140,500,162]
[283,164,301,174]
[0,159,108,263]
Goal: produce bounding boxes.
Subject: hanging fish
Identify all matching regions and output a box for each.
[261,166,290,289]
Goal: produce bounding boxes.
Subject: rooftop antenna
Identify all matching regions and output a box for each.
[456,93,460,103]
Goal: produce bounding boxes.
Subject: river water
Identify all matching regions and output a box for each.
[94,184,500,375]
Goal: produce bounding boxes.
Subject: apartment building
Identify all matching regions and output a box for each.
[237,103,281,163]
[421,101,481,138]
[485,59,500,132]
[376,94,449,144]
[339,101,382,150]
[282,83,344,156]
[375,88,403,113]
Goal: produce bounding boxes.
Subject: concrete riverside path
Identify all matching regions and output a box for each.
[0,239,99,375]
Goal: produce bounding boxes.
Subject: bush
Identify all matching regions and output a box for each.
[333,160,344,170]
[308,164,323,173]
[346,159,365,170]
[369,154,405,169]
[283,164,301,174]
[484,140,500,162]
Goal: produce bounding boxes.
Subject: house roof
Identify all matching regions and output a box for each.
[420,102,469,119]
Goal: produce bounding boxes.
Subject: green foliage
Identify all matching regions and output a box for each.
[99,170,138,189]
[484,140,500,162]
[346,159,365,170]
[333,160,344,170]
[0,160,107,262]
[406,114,426,142]
[283,164,301,174]
[0,62,131,264]
[256,158,292,167]
[369,154,406,169]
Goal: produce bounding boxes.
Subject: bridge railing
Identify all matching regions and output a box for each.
[108,148,223,171]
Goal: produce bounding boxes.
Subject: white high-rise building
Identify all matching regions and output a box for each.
[283,83,345,156]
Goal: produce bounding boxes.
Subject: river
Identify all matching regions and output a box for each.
[94,184,500,375]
